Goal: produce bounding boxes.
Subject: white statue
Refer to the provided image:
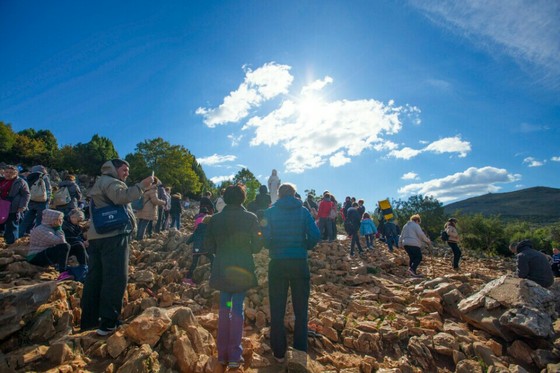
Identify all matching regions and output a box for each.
[267,169,281,204]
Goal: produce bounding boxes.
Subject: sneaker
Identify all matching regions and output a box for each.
[274,356,285,363]
[407,268,417,277]
[96,325,117,336]
[228,361,242,369]
[182,278,195,286]
[56,271,74,281]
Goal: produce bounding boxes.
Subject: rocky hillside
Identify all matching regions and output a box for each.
[1,209,559,373]
[443,186,560,223]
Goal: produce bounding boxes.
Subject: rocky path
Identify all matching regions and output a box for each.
[1,213,559,372]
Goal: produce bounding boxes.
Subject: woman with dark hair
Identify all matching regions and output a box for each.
[444,218,462,270]
[204,184,263,370]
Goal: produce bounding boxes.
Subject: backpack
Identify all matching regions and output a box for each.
[29,175,47,202]
[53,186,71,207]
[440,229,449,242]
[131,196,144,211]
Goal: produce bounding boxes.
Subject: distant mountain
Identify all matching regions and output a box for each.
[443,186,560,223]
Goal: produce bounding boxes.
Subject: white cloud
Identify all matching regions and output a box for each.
[301,76,333,95]
[198,154,237,166]
[243,89,412,173]
[398,166,521,203]
[196,62,293,127]
[210,174,234,185]
[424,137,471,157]
[516,122,550,133]
[402,172,419,180]
[522,156,544,167]
[410,0,560,88]
[198,63,423,173]
[389,136,471,160]
[389,147,422,160]
[227,133,243,147]
[329,151,351,167]
[551,156,560,162]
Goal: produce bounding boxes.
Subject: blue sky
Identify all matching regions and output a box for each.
[1,1,559,205]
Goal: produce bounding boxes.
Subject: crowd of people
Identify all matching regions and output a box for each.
[0,162,558,371]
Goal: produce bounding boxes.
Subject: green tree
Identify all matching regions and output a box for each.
[0,122,17,158]
[125,138,203,197]
[456,213,509,255]
[11,133,49,166]
[54,145,81,173]
[391,195,445,239]
[233,168,260,204]
[75,135,119,175]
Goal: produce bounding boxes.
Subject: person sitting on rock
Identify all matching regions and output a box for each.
[27,209,76,281]
[509,239,554,288]
[61,208,89,282]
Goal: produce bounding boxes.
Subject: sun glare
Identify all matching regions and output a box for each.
[297,93,325,118]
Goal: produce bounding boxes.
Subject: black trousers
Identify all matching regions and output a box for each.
[448,242,462,269]
[80,233,130,330]
[28,243,71,271]
[404,245,422,273]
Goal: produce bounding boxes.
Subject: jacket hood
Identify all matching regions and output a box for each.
[516,239,533,252]
[100,160,119,178]
[42,209,64,226]
[31,165,45,173]
[275,195,303,210]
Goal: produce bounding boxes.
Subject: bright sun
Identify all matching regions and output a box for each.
[297,93,325,118]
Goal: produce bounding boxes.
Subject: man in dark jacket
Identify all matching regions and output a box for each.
[510,239,554,288]
[346,202,363,256]
[262,183,321,362]
[384,219,400,253]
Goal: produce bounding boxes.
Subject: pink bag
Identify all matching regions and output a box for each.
[0,199,11,224]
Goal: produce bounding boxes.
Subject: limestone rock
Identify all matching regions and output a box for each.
[125,307,172,346]
[0,281,57,340]
[116,344,160,373]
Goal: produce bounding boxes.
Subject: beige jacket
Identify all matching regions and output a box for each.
[87,161,145,240]
[444,223,460,243]
[135,186,166,221]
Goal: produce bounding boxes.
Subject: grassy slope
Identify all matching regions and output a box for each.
[443,186,560,223]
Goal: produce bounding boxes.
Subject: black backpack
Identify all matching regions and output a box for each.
[440,229,449,242]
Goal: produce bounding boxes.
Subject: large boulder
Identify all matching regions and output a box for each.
[457,275,556,341]
[0,282,57,340]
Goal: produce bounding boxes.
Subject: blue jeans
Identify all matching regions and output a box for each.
[268,259,310,358]
[3,212,20,244]
[365,234,374,248]
[386,235,398,252]
[318,217,333,241]
[170,213,181,230]
[136,219,150,240]
[217,291,246,364]
[19,201,48,237]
